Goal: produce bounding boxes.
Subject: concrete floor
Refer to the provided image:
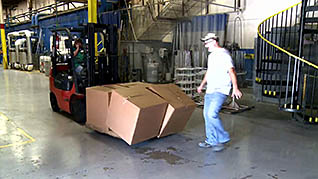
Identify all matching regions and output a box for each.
[0,67,318,179]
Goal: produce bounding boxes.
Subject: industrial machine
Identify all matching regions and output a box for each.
[7,30,37,71]
[49,23,118,123]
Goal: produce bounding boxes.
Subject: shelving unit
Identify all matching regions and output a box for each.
[175,67,206,99]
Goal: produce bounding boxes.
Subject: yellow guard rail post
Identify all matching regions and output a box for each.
[88,0,98,57]
[0,0,8,69]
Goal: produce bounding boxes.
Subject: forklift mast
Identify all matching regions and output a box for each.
[87,23,95,87]
[51,28,74,77]
[87,23,118,87]
[49,23,118,123]
[51,23,118,92]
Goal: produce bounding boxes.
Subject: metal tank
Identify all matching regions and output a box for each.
[14,39,25,69]
[14,44,20,69]
[20,46,28,70]
[146,62,159,83]
[8,30,34,70]
[19,30,34,71]
[9,50,16,68]
[7,32,19,68]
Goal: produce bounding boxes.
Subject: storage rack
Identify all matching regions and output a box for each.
[175,67,207,100]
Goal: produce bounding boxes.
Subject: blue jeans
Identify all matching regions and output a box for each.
[75,65,83,75]
[203,92,230,145]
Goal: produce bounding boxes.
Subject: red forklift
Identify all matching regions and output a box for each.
[49,23,118,123]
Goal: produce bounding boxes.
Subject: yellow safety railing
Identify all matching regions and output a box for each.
[256,0,318,123]
[257,2,318,70]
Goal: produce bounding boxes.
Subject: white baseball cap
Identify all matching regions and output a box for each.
[200,33,219,42]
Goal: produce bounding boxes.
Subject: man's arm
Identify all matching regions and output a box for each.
[197,72,208,94]
[229,67,242,99]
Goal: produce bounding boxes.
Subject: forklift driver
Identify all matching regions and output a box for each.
[73,38,85,75]
[73,38,87,91]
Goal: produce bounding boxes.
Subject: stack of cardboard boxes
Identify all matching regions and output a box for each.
[86,82,196,145]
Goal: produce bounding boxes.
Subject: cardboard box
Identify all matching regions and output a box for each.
[148,84,197,138]
[86,85,122,138]
[86,83,150,138]
[116,82,152,88]
[106,86,168,145]
[86,82,196,145]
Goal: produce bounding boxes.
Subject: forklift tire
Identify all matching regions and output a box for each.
[70,97,86,124]
[50,93,60,112]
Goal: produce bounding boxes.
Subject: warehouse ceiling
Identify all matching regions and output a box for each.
[3,0,23,9]
[2,0,87,10]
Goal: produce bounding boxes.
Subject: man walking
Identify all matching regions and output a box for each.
[197,33,242,152]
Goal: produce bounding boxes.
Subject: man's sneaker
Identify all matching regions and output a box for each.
[198,142,212,148]
[221,139,230,144]
[212,144,225,152]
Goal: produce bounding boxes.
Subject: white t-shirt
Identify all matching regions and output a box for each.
[206,48,234,95]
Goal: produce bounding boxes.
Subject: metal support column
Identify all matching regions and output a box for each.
[0,0,8,69]
[298,0,307,58]
[292,0,308,108]
[88,0,98,57]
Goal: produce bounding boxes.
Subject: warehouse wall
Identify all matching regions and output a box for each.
[207,0,301,48]
[147,0,303,46]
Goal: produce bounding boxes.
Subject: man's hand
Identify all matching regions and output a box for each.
[232,88,242,99]
[74,44,81,57]
[229,67,242,99]
[197,85,203,94]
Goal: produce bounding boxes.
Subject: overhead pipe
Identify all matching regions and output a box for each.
[31,13,49,26]
[14,2,66,19]
[34,13,50,26]
[8,2,85,24]
[233,16,243,48]
[193,0,243,11]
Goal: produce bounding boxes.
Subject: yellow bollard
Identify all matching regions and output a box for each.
[0,24,8,69]
[0,0,8,69]
[88,0,98,57]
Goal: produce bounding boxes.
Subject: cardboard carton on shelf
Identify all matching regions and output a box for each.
[106,86,168,145]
